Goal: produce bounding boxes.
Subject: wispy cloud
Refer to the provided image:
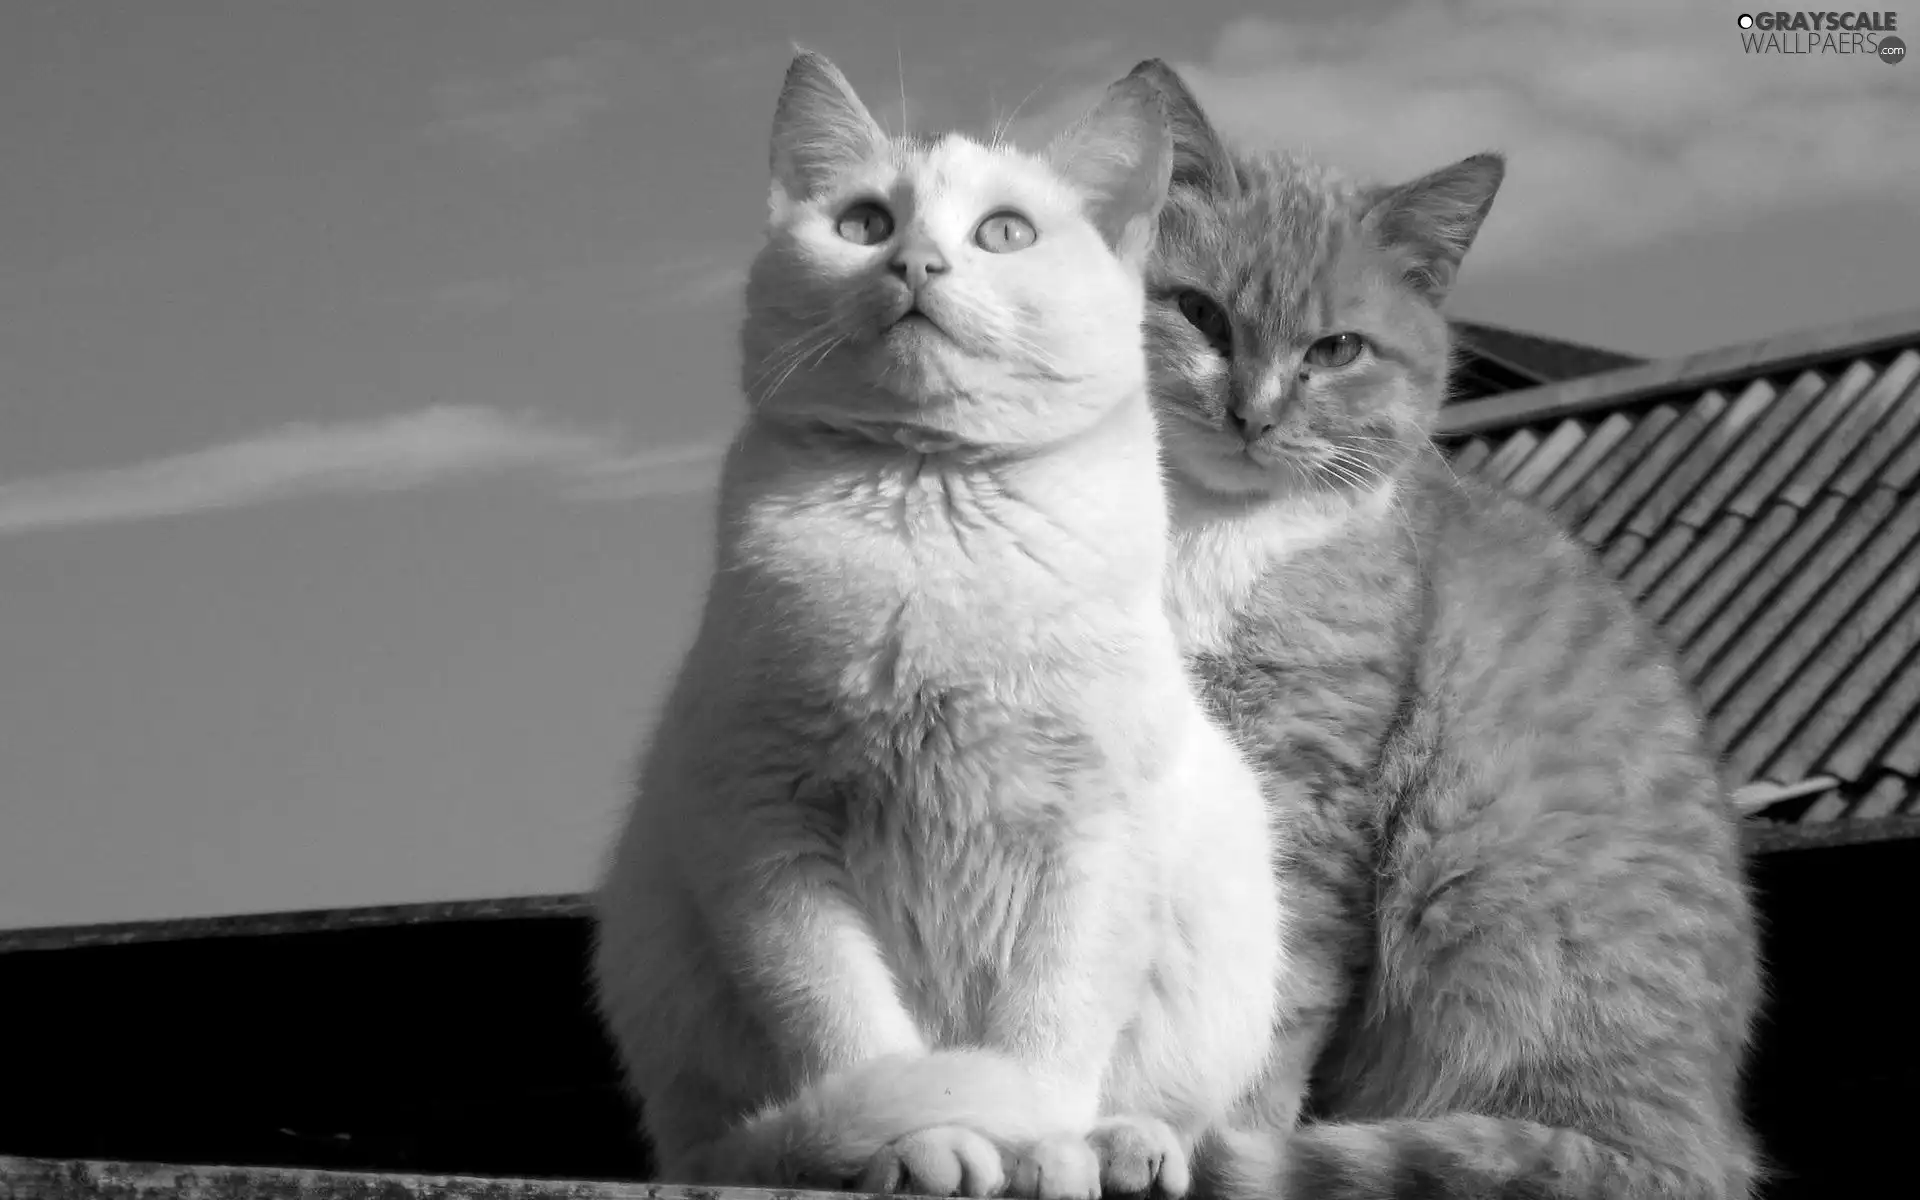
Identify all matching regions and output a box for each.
[1017,0,1918,271]
[428,39,637,155]
[0,407,726,537]
[417,249,752,321]
[645,256,751,314]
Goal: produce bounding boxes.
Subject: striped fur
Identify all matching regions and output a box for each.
[1126,61,1763,1200]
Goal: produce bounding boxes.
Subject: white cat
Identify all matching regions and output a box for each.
[591,52,1291,1200]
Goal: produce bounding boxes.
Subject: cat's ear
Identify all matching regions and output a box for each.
[1362,153,1505,302]
[769,50,886,201]
[1126,59,1238,198]
[1046,75,1174,266]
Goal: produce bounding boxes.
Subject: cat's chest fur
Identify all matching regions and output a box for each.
[738,446,1164,668]
[729,436,1175,1041]
[1165,483,1403,658]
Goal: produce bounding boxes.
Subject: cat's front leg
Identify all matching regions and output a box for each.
[672,858,932,1185]
[822,835,1159,1199]
[1010,714,1286,1200]
[979,839,1182,1200]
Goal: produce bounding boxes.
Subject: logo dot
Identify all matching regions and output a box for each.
[1880,35,1907,64]
[1737,13,1754,28]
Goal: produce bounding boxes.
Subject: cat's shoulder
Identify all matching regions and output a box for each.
[1407,452,1600,579]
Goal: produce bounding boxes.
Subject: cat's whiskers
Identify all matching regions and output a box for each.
[750,321,838,386]
[1326,447,1426,574]
[989,54,1071,148]
[1313,455,1370,496]
[769,334,848,403]
[752,326,849,404]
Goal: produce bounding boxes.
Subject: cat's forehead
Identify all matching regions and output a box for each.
[844,133,1069,211]
[1157,153,1370,341]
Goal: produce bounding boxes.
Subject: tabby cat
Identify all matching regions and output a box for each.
[1125,60,1763,1200]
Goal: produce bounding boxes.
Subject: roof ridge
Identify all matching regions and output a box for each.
[1450,316,1643,361]
[1439,306,1920,436]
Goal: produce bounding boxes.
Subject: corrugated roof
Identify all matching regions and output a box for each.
[1439,307,1920,829]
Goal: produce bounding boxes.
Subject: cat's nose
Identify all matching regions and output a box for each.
[1228,403,1276,441]
[889,238,949,291]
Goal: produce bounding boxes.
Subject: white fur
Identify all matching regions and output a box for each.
[1163,477,1398,657]
[592,56,1285,1197]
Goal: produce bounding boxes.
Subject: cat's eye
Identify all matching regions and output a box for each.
[1304,332,1365,369]
[1176,290,1232,351]
[835,201,894,246]
[975,211,1037,253]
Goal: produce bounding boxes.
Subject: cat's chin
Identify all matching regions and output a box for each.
[873,310,964,368]
[1166,446,1359,515]
[1167,453,1287,502]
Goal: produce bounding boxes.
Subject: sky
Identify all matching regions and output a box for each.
[2,0,1915,929]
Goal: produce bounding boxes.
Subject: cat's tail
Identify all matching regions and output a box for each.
[692,1049,1089,1187]
[1201,1115,1756,1200]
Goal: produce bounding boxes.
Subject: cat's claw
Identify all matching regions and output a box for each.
[859,1125,1008,1197]
[1006,1133,1101,1200]
[1088,1116,1189,1200]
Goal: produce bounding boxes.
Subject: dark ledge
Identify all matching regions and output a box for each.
[0,893,591,956]
[0,1157,822,1200]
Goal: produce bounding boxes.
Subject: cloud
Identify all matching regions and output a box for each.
[1016,0,1919,271]
[417,249,752,321]
[428,40,636,155]
[647,257,751,313]
[0,407,726,536]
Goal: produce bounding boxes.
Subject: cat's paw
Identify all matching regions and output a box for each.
[1087,1116,1189,1200]
[1006,1133,1101,1200]
[858,1125,1008,1197]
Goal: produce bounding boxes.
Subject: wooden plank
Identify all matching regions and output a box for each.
[1636,515,1741,625]
[1561,404,1680,530]
[1449,437,1494,474]
[1792,599,1920,783]
[1500,419,1587,498]
[1479,428,1540,486]
[1620,524,1695,604]
[1673,374,1815,528]
[1712,490,1920,777]
[1796,792,1853,824]
[1661,508,1792,651]
[1581,391,1727,546]
[1766,591,1920,784]
[0,1158,809,1200]
[1599,532,1647,582]
[1779,353,1920,508]
[1726,362,1878,518]
[1823,643,1920,781]
[1821,351,1920,497]
[1880,712,1920,777]
[1850,774,1912,822]
[1881,411,1920,491]
[1626,386,1767,540]
[1536,412,1635,510]
[1687,490,1890,707]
